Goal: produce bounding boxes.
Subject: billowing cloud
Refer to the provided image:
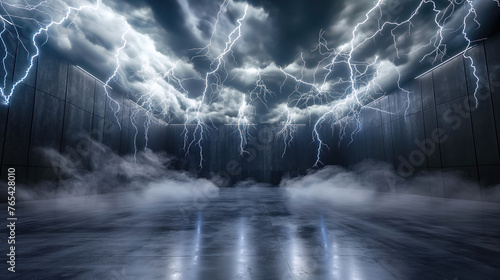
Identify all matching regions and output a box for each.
[2,0,500,126]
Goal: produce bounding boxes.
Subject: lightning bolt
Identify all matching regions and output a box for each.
[131,43,205,160]
[184,3,248,169]
[133,57,190,123]
[1,0,496,172]
[127,52,193,160]
[276,105,297,158]
[0,20,10,96]
[249,69,274,109]
[237,97,253,155]
[103,24,130,129]
[130,107,140,160]
[272,0,491,167]
[461,0,481,107]
[190,0,230,61]
[0,0,101,104]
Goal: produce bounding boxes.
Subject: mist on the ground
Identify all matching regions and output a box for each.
[281,160,500,212]
[18,141,219,204]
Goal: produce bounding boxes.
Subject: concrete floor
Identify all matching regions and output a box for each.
[1,187,499,280]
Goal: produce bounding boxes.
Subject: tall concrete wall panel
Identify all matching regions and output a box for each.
[29,90,65,167]
[0,40,167,191]
[164,124,319,185]
[345,33,500,202]
[3,84,35,167]
[37,50,67,99]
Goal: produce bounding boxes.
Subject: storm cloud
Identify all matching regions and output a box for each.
[2,0,500,124]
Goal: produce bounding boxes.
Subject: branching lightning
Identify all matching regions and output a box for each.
[0,0,497,171]
[276,106,297,158]
[249,69,274,110]
[0,0,101,104]
[184,3,248,169]
[273,0,490,166]
[461,0,481,107]
[103,23,130,129]
[236,97,252,156]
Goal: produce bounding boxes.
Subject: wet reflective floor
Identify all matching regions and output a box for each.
[1,187,500,279]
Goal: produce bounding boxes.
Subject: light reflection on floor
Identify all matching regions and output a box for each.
[1,187,499,279]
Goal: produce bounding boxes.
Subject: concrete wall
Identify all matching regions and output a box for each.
[0,36,322,190]
[4,31,500,201]
[164,124,321,185]
[342,33,500,202]
[0,37,167,190]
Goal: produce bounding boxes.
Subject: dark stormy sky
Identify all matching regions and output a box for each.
[3,0,500,124]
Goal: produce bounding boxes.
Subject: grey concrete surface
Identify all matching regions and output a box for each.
[348,34,500,202]
[0,187,499,280]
